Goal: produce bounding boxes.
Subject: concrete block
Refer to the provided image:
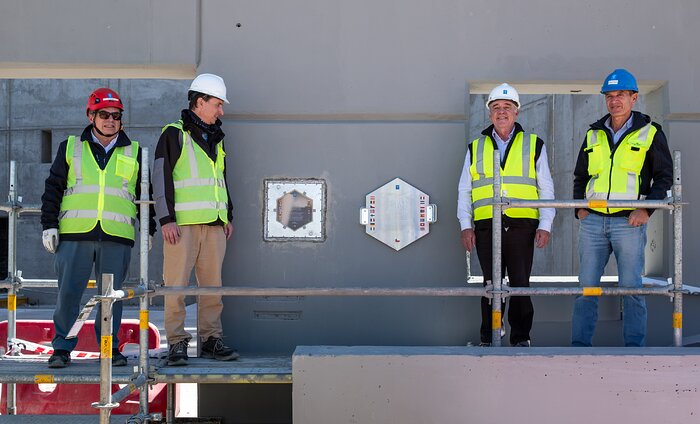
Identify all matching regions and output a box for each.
[293,346,700,424]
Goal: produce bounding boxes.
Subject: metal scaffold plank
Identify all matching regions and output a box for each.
[152,356,293,384]
[0,355,293,385]
[0,415,133,423]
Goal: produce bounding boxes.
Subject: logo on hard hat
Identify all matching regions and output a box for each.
[502,89,508,94]
[608,80,618,85]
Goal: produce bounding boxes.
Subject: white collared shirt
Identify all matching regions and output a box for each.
[457,128,556,232]
[604,114,634,145]
[91,131,119,153]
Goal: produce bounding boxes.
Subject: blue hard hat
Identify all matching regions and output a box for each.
[601,68,638,93]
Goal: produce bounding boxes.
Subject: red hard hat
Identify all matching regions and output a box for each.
[86,88,124,115]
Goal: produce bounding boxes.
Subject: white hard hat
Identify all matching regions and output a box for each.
[189,73,229,104]
[486,83,520,109]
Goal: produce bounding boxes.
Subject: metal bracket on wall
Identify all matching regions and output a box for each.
[264,179,326,242]
[359,177,437,251]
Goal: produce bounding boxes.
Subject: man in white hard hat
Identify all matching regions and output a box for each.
[153,73,238,365]
[457,83,555,347]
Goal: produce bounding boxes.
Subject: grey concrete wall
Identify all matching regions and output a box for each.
[293,346,700,424]
[0,0,197,68]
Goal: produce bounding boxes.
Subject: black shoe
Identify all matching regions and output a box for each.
[167,340,189,366]
[513,340,531,347]
[48,349,71,368]
[478,342,492,347]
[112,349,128,367]
[201,337,239,361]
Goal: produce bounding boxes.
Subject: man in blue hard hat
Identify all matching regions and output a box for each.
[571,69,673,347]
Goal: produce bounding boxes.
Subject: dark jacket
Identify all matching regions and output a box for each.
[152,110,234,227]
[470,122,544,231]
[573,111,673,217]
[40,125,157,247]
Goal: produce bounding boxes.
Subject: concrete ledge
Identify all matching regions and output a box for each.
[293,346,700,424]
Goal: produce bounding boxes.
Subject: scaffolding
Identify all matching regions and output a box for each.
[0,149,689,422]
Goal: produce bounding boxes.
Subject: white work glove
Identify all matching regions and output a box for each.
[42,228,59,254]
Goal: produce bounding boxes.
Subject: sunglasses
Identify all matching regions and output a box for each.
[94,110,123,120]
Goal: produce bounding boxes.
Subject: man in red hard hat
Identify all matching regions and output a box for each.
[41,88,155,368]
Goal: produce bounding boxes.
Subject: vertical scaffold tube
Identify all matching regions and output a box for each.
[672,151,683,347]
[6,160,17,414]
[491,150,503,346]
[96,273,116,424]
[139,147,151,416]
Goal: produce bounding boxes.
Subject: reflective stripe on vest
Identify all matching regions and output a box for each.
[469,132,539,221]
[58,135,138,240]
[584,123,655,213]
[164,120,229,225]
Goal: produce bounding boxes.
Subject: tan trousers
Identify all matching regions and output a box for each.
[164,224,226,344]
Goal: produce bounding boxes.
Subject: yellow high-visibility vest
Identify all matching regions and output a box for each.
[469,132,539,221]
[59,135,138,240]
[164,120,228,225]
[584,123,656,213]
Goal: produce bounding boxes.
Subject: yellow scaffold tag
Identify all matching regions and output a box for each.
[127,289,135,299]
[101,336,113,358]
[673,313,683,329]
[8,294,16,311]
[583,287,603,296]
[588,200,607,209]
[34,374,54,384]
[87,279,97,289]
[140,310,149,330]
[492,311,502,329]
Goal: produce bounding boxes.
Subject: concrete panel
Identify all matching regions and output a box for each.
[221,121,473,353]
[9,130,43,164]
[203,1,700,113]
[122,79,190,127]
[10,79,109,129]
[0,0,196,67]
[0,80,8,130]
[293,346,700,424]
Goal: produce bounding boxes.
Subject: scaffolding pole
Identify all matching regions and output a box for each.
[138,148,152,420]
[491,150,503,346]
[6,161,17,414]
[673,151,683,347]
[92,273,118,424]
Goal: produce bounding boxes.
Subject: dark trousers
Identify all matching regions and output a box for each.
[475,225,536,345]
[53,240,131,352]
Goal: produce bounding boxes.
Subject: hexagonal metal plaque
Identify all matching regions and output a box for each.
[264,179,326,241]
[360,177,436,251]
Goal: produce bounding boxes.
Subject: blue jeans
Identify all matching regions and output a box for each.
[571,213,647,347]
[52,240,131,352]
